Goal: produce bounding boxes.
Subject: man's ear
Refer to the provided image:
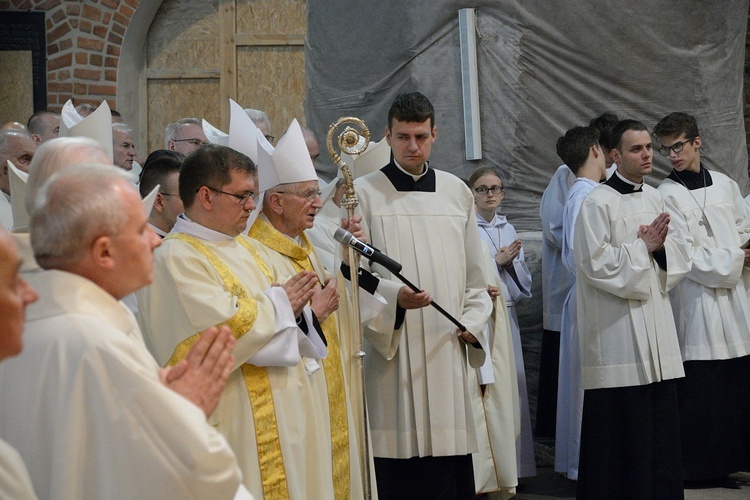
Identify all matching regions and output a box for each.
[153,192,166,213]
[385,126,392,146]
[610,148,620,165]
[90,235,116,270]
[196,186,213,211]
[267,192,285,215]
[31,134,43,145]
[167,140,176,151]
[693,136,702,150]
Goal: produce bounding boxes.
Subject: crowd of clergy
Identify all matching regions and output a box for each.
[0,90,748,500]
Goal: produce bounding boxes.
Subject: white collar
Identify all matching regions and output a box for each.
[393,159,429,181]
[170,214,235,242]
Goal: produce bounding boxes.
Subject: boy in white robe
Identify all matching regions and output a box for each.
[553,126,606,480]
[655,112,750,488]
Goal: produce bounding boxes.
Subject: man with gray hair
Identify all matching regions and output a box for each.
[0,165,250,499]
[165,117,208,155]
[112,123,136,171]
[0,130,37,229]
[244,108,273,143]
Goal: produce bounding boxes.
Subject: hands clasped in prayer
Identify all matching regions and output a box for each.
[159,325,236,417]
[638,211,669,253]
[495,239,522,267]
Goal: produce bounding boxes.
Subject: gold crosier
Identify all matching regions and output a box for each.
[326,117,372,499]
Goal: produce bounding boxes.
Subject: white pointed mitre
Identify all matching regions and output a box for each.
[58,100,83,136]
[228,99,260,162]
[59,100,114,162]
[202,119,228,146]
[141,184,159,218]
[258,119,316,192]
[8,161,29,231]
[340,136,391,179]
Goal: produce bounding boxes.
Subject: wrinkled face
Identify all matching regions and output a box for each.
[0,230,38,361]
[112,128,136,171]
[472,173,504,212]
[657,133,701,173]
[275,180,322,237]
[158,171,184,230]
[2,134,37,173]
[35,114,60,144]
[613,130,653,184]
[108,182,162,298]
[386,118,436,174]
[208,168,257,236]
[170,124,208,155]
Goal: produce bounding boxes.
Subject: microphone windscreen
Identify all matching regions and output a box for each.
[333,227,352,245]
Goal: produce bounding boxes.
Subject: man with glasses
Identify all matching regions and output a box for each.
[354,92,491,499]
[655,112,750,489]
[573,119,690,499]
[248,118,384,499]
[165,118,209,155]
[137,143,335,499]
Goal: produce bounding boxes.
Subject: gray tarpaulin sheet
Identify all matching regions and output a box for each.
[306,1,749,231]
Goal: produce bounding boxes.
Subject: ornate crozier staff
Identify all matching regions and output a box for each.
[326,117,372,499]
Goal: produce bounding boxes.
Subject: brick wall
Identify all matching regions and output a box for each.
[0,0,139,111]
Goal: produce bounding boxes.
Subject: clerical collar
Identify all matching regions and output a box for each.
[382,160,436,192]
[148,222,168,239]
[605,169,643,194]
[170,214,235,242]
[667,162,713,190]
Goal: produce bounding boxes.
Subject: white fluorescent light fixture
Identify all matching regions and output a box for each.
[459,8,482,160]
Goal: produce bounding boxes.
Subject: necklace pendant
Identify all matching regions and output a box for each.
[699,214,713,237]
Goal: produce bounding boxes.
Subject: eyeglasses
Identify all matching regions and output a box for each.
[274,188,322,202]
[159,192,179,197]
[658,137,696,156]
[474,186,504,195]
[204,187,255,205]
[264,135,275,143]
[172,138,207,147]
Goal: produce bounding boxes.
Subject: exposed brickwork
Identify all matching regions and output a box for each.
[3,0,142,111]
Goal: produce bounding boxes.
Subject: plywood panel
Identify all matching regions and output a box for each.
[146,78,221,153]
[0,51,33,125]
[236,0,306,34]
[147,0,221,70]
[236,45,306,134]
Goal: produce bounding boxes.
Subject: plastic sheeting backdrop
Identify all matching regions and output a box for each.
[306,0,749,231]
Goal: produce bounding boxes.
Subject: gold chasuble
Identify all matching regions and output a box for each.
[249,218,351,499]
[163,233,290,499]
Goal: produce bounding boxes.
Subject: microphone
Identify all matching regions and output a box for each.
[333,228,402,274]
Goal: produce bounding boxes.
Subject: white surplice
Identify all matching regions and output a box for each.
[355,164,491,460]
[574,174,690,390]
[0,192,12,230]
[137,215,330,499]
[0,438,36,500]
[658,171,750,361]
[472,243,521,498]
[554,177,598,480]
[0,270,245,500]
